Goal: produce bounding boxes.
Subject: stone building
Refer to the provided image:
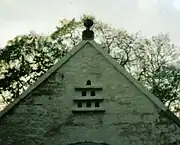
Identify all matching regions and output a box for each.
[0,19,180,145]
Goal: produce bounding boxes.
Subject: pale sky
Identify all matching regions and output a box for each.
[1,0,180,47]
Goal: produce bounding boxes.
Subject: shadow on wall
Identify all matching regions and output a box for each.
[69,141,109,145]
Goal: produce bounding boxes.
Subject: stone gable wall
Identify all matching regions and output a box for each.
[0,43,180,145]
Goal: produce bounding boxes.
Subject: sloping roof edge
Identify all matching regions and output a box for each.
[0,40,88,118]
[0,40,180,128]
[89,41,180,128]
[164,109,180,128]
[89,41,167,111]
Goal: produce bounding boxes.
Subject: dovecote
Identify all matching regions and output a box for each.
[72,80,105,112]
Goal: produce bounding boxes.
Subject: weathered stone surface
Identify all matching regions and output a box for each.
[0,42,180,145]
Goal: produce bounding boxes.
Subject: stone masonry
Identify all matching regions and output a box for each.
[0,42,180,145]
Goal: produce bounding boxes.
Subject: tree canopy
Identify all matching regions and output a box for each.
[0,15,180,116]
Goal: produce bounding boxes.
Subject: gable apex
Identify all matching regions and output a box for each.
[0,40,180,128]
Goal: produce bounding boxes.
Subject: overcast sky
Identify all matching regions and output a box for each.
[1,0,180,47]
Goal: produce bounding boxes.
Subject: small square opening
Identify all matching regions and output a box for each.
[77,102,82,108]
[91,91,95,96]
[86,102,91,108]
[82,91,86,96]
[95,101,100,107]
[86,80,91,85]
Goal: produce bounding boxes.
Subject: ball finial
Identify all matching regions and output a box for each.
[84,19,94,28]
[82,19,94,40]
